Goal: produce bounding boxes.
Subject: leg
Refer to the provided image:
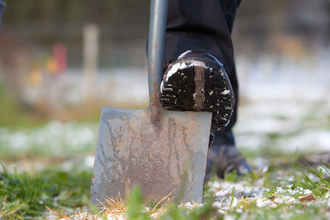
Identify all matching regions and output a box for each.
[163,0,251,179]
[164,0,237,73]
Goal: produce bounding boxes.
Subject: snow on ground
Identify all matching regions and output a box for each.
[57,179,330,220]
[0,121,98,156]
[235,55,330,153]
[0,121,98,173]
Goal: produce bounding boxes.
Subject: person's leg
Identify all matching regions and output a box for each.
[163,0,250,179]
[164,0,236,73]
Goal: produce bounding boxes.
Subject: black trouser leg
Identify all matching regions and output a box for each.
[165,0,241,146]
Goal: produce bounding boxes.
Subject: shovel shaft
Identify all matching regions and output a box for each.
[147,0,169,110]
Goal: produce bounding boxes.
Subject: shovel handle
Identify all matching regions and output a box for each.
[147,0,169,109]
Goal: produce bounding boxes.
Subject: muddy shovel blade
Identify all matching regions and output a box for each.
[90,107,211,205]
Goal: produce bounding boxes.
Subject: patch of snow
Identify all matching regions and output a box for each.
[84,155,95,167]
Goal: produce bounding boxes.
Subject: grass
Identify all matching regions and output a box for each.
[0,163,92,219]
[1,122,330,220]
[94,159,330,220]
[2,154,330,219]
[105,185,217,220]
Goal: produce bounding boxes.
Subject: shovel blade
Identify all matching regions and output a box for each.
[90,106,212,205]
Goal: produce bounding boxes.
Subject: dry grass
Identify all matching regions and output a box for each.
[98,194,126,216]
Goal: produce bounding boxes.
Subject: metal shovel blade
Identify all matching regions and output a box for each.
[90,107,211,205]
[90,0,212,206]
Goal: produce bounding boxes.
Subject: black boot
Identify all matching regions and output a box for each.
[160,50,235,131]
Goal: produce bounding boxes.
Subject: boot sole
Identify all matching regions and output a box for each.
[160,56,234,129]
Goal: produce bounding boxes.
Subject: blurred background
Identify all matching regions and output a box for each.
[0,0,330,172]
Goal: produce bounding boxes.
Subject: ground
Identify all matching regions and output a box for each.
[1,57,330,219]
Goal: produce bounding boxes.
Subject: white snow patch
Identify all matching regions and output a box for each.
[84,155,95,167]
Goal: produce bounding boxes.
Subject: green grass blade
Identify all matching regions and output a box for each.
[319,164,330,175]
[0,161,8,177]
[298,168,317,188]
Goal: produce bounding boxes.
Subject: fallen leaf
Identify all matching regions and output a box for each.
[298,194,315,202]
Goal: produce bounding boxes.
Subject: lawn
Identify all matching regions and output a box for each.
[1,120,330,219]
[2,149,330,219]
[1,68,330,219]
